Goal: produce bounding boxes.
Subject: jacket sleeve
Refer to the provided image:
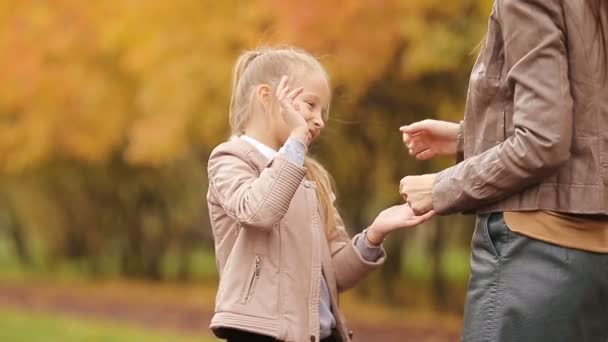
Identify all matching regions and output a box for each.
[433,0,573,215]
[329,204,386,292]
[207,147,307,231]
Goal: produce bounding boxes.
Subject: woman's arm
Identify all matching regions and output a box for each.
[432,0,573,215]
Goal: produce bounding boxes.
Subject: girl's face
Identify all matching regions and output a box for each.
[271,72,331,146]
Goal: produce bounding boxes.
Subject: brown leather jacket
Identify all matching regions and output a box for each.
[434,0,608,215]
[207,138,385,342]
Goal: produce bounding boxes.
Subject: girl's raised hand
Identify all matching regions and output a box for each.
[366,204,435,246]
[276,75,309,144]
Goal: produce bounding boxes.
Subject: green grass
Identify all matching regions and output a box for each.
[402,245,470,282]
[0,308,219,342]
[0,236,219,283]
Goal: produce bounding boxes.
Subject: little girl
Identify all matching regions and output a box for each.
[207,46,434,342]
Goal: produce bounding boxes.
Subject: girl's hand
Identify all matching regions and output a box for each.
[276,75,309,144]
[366,203,435,246]
[400,120,460,160]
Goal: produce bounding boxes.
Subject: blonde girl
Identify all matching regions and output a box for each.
[206,46,434,342]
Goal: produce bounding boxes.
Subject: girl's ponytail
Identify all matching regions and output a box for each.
[229,50,262,134]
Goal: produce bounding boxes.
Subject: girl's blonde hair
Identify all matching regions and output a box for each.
[229,46,337,239]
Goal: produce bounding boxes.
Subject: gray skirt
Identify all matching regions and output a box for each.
[462,212,608,342]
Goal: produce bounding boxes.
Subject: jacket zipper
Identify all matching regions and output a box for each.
[309,208,322,341]
[242,255,261,303]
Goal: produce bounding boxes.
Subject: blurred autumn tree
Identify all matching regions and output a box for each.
[0,0,489,306]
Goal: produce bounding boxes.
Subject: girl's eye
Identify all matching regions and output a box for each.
[305,102,314,109]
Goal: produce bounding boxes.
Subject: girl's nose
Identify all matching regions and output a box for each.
[313,120,324,130]
[312,116,325,129]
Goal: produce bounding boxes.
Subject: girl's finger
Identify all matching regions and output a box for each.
[276,76,288,97]
[287,87,304,101]
[408,209,435,225]
[408,217,424,225]
[403,133,411,144]
[279,97,293,112]
[421,210,436,220]
[279,85,290,101]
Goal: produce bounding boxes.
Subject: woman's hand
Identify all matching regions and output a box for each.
[400,173,437,215]
[276,75,310,144]
[366,203,435,246]
[400,120,460,160]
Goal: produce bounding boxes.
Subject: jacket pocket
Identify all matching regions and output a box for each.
[240,255,262,304]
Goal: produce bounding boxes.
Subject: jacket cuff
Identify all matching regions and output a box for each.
[354,233,383,261]
[349,233,386,266]
[334,233,386,292]
[432,167,459,215]
[278,138,307,166]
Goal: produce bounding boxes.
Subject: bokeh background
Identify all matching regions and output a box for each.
[0,1,492,341]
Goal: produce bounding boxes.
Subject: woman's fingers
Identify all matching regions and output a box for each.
[405,134,424,147]
[415,149,436,160]
[400,120,432,134]
[404,133,429,157]
[407,139,431,156]
[409,139,428,154]
[403,132,422,143]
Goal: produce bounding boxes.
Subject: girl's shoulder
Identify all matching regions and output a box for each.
[208,137,266,174]
[210,136,250,158]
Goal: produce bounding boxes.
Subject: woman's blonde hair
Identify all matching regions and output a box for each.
[228,46,337,239]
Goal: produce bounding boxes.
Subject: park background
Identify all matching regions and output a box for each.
[0,1,492,341]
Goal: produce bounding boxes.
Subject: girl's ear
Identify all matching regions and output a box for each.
[255,84,272,110]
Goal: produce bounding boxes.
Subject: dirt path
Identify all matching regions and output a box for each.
[0,282,459,342]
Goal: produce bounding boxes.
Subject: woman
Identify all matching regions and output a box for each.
[400,0,608,340]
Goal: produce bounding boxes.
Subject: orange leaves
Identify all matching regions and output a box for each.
[0,0,121,171]
[261,0,402,106]
[0,0,491,173]
[125,112,190,167]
